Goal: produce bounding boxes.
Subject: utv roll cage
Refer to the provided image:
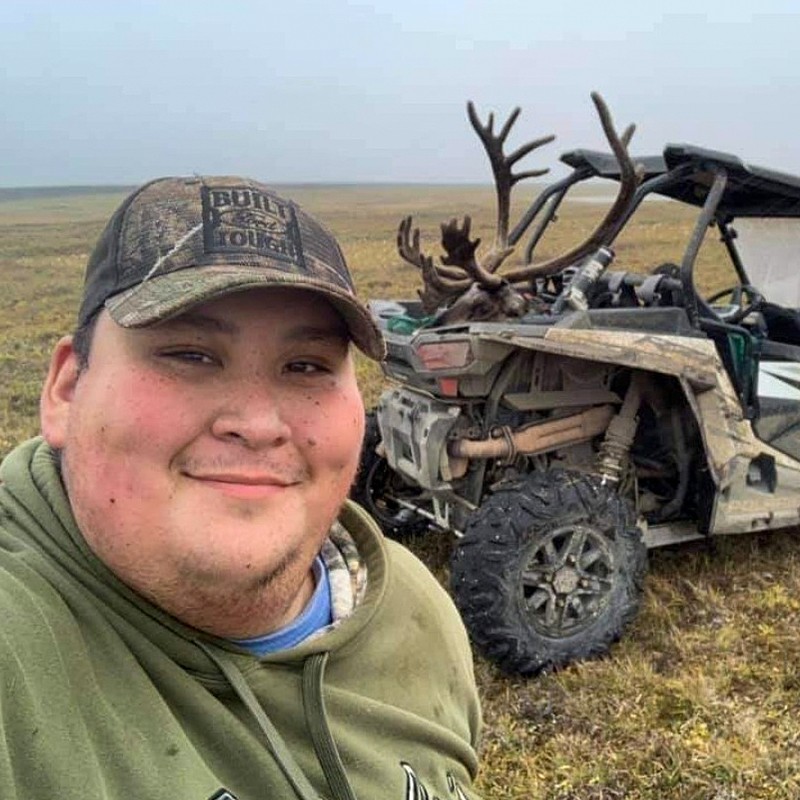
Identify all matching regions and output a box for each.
[514,145,800,420]
[515,150,667,263]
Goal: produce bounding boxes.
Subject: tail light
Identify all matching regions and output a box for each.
[414,340,473,371]
[413,340,473,398]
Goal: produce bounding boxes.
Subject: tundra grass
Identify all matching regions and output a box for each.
[1,186,794,799]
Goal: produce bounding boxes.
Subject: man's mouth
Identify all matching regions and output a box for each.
[185,472,300,499]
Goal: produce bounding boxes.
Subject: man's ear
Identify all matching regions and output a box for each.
[40,336,80,448]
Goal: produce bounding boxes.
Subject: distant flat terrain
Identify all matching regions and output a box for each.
[0,184,135,202]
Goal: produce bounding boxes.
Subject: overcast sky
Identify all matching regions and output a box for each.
[2,1,799,186]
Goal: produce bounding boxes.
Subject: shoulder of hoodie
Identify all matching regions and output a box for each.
[340,500,460,609]
[0,537,85,677]
[332,501,482,746]
[338,499,473,657]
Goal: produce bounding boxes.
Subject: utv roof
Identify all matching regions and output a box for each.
[659,145,800,218]
[559,149,666,182]
[570,144,800,218]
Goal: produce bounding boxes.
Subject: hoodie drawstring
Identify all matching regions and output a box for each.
[303,652,358,800]
[198,644,359,800]
[197,642,322,800]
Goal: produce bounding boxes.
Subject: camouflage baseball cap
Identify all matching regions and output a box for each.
[78,176,385,361]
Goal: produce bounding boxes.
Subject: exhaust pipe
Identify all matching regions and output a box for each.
[448,404,615,462]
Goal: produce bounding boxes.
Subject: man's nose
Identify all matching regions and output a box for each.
[209,383,292,448]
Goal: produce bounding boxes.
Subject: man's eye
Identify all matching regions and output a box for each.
[161,349,217,365]
[285,360,328,375]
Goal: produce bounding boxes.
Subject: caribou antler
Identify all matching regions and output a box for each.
[467,102,554,271]
[397,215,470,312]
[503,92,642,282]
[396,103,553,303]
[396,92,642,322]
[440,216,507,288]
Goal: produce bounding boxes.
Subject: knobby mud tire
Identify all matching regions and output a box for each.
[450,469,647,675]
[351,412,429,539]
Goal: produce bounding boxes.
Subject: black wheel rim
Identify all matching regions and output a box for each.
[520,523,616,637]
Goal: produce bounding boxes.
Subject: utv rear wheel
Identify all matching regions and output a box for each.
[351,413,429,538]
[451,469,647,675]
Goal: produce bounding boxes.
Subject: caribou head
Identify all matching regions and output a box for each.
[397,92,643,324]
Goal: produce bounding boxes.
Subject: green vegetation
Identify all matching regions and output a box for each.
[1,186,796,799]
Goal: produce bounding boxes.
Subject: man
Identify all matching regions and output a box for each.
[0,176,482,799]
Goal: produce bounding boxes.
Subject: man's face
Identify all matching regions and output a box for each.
[41,287,365,636]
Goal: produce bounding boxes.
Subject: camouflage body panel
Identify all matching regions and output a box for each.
[478,327,800,537]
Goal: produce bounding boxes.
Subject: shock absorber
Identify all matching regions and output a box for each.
[596,372,643,485]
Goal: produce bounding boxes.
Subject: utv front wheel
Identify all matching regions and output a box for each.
[450,469,647,675]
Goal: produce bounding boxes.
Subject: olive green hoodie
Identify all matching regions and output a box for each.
[0,439,482,800]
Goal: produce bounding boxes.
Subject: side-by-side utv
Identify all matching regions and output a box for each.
[353,95,800,674]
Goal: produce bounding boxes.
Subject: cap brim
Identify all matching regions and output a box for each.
[104,265,386,361]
